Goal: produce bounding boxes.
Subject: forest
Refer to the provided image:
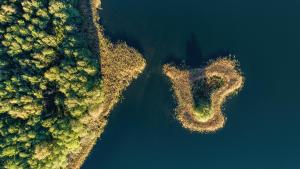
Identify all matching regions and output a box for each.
[0,0,104,168]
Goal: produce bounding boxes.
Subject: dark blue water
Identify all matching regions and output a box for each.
[83,0,300,168]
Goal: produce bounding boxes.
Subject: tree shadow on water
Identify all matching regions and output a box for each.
[185,33,204,68]
[185,33,231,68]
[163,33,231,69]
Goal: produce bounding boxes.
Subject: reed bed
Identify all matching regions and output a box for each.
[163,58,244,132]
[67,0,146,168]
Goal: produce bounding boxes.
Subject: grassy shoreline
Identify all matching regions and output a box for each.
[163,58,244,132]
[67,0,146,168]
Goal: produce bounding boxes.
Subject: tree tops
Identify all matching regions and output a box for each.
[0,0,103,168]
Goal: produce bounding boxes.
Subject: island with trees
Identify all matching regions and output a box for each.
[0,0,145,168]
[163,58,244,132]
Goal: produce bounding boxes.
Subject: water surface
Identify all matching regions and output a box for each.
[83,0,300,168]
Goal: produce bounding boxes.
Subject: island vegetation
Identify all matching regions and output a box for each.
[0,0,145,168]
[163,58,244,132]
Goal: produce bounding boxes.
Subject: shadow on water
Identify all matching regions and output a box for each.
[99,19,145,54]
[185,33,204,68]
[164,33,230,68]
[185,33,231,67]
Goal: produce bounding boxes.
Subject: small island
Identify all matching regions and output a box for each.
[163,58,244,132]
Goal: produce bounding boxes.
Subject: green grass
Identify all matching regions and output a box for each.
[191,77,224,122]
[193,99,213,122]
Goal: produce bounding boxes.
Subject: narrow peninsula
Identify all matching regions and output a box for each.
[68,0,146,168]
[163,58,244,132]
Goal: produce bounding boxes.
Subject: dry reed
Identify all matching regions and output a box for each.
[163,58,244,133]
[67,0,146,168]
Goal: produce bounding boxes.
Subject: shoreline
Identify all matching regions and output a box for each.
[67,0,146,168]
[163,58,244,132]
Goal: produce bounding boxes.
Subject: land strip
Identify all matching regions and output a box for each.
[67,0,146,168]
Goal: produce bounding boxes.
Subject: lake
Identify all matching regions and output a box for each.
[83,0,300,168]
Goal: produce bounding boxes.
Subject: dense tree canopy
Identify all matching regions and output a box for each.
[0,0,103,168]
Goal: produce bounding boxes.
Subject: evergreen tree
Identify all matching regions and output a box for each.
[0,0,103,168]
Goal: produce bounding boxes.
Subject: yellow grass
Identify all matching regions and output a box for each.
[163,58,244,132]
[67,0,146,168]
